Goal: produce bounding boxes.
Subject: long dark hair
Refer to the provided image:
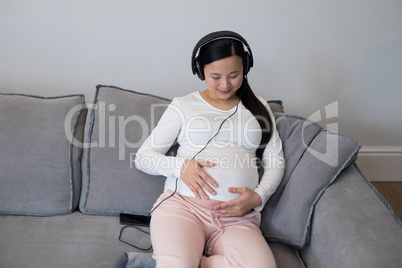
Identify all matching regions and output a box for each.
[198,38,272,160]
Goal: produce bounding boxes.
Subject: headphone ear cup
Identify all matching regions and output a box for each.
[195,57,205,80]
[243,52,251,75]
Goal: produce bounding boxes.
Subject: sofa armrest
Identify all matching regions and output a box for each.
[299,163,402,268]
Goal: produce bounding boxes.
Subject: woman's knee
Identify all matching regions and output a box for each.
[154,254,202,268]
[150,209,206,267]
[201,252,276,268]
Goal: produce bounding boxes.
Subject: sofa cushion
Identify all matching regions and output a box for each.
[0,212,138,267]
[262,115,323,207]
[261,115,362,248]
[80,85,284,216]
[0,93,86,216]
[80,85,171,215]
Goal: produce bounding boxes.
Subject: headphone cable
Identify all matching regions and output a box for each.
[119,88,245,250]
[148,86,244,216]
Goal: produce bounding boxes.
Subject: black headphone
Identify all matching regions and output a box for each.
[191,30,254,81]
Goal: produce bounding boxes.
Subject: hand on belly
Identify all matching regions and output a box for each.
[201,161,259,202]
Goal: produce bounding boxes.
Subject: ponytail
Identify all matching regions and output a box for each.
[237,77,272,160]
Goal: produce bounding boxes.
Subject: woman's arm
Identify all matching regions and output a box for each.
[135,97,218,198]
[253,97,285,211]
[135,98,185,178]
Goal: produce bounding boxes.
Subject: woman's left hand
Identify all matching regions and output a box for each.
[211,187,262,217]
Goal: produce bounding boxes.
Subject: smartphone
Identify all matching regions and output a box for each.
[119,213,150,227]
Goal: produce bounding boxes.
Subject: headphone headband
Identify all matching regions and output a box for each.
[191,30,254,80]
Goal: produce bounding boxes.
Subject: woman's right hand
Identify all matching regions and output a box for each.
[180,159,218,199]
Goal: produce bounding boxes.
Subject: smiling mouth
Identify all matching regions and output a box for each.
[219,89,231,94]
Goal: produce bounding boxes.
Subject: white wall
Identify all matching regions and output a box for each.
[1,0,401,180]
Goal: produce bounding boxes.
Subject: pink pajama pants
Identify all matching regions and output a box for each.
[150,190,276,268]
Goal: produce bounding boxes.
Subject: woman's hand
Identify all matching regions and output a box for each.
[180,159,218,200]
[211,187,262,217]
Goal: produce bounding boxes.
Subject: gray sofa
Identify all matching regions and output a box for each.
[1,85,401,268]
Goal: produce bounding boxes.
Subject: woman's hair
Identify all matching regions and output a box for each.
[198,39,273,160]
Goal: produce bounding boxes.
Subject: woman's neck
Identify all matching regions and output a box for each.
[199,90,239,111]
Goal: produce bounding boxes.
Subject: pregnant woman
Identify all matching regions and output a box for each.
[135,30,284,268]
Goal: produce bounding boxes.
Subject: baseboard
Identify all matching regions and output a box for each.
[356,146,402,182]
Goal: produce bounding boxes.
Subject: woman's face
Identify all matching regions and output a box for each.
[203,55,244,101]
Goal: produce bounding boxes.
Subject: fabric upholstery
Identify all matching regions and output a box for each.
[80,85,171,215]
[261,115,361,248]
[0,212,140,267]
[299,164,402,267]
[0,93,86,216]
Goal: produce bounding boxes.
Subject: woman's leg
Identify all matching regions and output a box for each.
[201,212,276,268]
[150,192,207,268]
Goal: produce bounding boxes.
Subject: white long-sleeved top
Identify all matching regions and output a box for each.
[135,91,284,211]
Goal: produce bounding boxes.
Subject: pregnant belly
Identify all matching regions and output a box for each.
[198,145,259,201]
